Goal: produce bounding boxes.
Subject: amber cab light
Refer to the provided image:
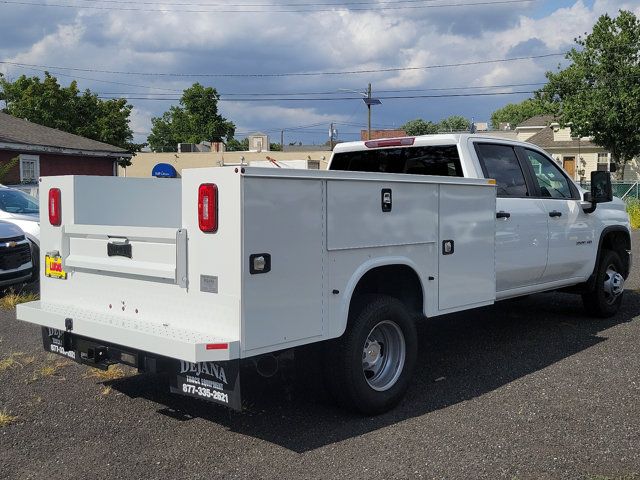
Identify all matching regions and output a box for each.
[198,183,218,232]
[49,188,61,226]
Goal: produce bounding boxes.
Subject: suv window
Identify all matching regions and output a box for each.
[476,144,528,197]
[330,145,463,177]
[524,149,573,199]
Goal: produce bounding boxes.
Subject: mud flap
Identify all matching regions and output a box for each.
[41,326,78,361]
[170,360,241,411]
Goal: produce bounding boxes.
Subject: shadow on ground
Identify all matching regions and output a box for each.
[108,290,640,453]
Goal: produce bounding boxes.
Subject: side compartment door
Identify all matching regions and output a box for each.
[518,147,596,282]
[474,143,549,292]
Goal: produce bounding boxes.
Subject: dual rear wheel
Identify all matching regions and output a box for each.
[323,295,417,415]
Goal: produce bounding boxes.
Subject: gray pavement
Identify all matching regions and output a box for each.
[1,233,640,479]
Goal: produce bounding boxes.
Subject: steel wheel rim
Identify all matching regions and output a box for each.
[362,320,406,392]
[603,264,625,305]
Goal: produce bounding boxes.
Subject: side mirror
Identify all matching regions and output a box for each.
[591,170,613,203]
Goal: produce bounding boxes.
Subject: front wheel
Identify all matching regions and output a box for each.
[582,249,625,318]
[323,295,417,415]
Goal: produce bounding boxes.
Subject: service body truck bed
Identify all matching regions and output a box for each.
[18,134,631,414]
[19,167,496,409]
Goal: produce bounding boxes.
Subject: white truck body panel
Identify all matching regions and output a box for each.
[18,168,497,362]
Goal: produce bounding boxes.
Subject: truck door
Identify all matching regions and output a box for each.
[518,147,595,282]
[474,143,549,292]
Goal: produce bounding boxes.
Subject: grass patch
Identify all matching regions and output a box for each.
[31,359,69,381]
[626,198,640,229]
[0,352,29,372]
[0,288,39,310]
[86,365,127,382]
[0,409,18,427]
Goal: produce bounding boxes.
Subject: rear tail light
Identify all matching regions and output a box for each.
[48,188,61,226]
[198,183,218,232]
[365,137,415,148]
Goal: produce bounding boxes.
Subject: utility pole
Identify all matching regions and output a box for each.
[367,83,372,140]
[329,122,334,150]
[281,130,284,151]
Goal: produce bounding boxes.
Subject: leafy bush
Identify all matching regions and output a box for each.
[626,198,640,229]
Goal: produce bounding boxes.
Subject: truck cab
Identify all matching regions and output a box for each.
[329,134,631,315]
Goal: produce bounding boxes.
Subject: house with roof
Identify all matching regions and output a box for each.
[515,115,639,182]
[0,112,131,188]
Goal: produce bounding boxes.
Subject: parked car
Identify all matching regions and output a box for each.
[0,186,40,279]
[0,220,34,288]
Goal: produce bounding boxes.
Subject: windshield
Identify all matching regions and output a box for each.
[0,189,39,214]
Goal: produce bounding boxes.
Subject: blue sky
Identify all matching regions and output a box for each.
[0,0,638,146]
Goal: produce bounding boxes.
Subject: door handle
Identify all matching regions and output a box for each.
[549,210,562,218]
[496,211,511,219]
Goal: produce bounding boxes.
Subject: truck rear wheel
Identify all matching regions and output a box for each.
[582,249,625,318]
[324,295,417,415]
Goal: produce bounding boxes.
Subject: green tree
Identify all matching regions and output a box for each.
[0,73,140,164]
[147,83,235,152]
[490,98,553,129]
[226,138,249,151]
[538,10,640,176]
[438,115,471,132]
[401,118,439,136]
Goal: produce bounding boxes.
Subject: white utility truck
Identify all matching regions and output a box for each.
[17,135,631,414]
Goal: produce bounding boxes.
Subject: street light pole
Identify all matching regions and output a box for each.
[367,83,372,140]
[339,85,381,141]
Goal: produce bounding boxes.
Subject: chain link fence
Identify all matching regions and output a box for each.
[580,181,640,200]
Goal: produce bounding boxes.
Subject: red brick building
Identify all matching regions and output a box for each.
[0,112,131,185]
[360,129,407,141]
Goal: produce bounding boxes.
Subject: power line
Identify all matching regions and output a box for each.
[70,0,514,6]
[94,82,549,96]
[0,53,565,78]
[0,0,540,13]
[97,90,539,101]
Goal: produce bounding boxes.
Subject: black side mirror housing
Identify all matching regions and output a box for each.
[591,170,613,203]
[583,171,613,214]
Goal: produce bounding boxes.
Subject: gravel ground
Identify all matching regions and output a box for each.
[1,234,640,480]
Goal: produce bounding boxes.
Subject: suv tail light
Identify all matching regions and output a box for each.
[198,183,218,232]
[48,188,61,226]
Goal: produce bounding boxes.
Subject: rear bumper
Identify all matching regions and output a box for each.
[17,301,240,362]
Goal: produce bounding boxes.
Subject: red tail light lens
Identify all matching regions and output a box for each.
[48,188,61,226]
[365,137,415,148]
[198,183,218,232]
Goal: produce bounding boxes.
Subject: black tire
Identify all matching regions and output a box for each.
[582,249,625,318]
[323,294,417,415]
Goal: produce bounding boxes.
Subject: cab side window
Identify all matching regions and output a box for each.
[524,149,573,199]
[475,144,529,197]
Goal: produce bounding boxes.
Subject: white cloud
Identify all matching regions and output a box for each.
[2,0,639,140]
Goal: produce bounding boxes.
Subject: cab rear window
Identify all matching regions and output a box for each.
[330,145,463,177]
